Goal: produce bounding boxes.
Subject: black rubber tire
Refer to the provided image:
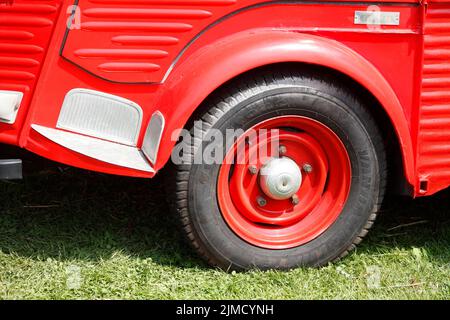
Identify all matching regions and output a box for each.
[167,67,387,271]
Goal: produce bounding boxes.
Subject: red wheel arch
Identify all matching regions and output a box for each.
[156,30,416,192]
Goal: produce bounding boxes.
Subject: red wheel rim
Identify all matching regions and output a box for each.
[217,116,352,249]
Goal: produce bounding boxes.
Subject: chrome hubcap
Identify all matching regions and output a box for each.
[259,157,302,200]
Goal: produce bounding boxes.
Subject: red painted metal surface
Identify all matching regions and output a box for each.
[19,1,420,181]
[218,116,351,249]
[416,2,450,195]
[156,23,420,188]
[1,0,450,197]
[0,0,62,144]
[60,0,422,85]
[61,0,240,83]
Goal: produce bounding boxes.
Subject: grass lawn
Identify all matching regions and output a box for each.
[0,157,449,300]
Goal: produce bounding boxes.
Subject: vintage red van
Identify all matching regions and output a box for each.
[0,0,448,270]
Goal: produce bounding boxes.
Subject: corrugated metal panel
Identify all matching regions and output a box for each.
[61,0,238,83]
[417,4,450,193]
[0,0,61,113]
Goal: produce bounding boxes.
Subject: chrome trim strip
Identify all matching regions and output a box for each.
[354,11,400,26]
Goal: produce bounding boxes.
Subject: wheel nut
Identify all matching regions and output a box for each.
[248,165,258,175]
[257,196,267,207]
[279,145,287,156]
[292,194,300,205]
[303,163,313,173]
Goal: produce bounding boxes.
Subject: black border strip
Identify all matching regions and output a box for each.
[59,0,419,85]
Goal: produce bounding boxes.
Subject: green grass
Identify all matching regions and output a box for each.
[0,161,449,300]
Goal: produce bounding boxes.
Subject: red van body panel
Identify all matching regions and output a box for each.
[0,0,63,144]
[1,0,450,196]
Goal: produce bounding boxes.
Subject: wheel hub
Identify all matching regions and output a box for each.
[259,157,302,200]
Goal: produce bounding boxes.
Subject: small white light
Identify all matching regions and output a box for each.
[0,90,23,124]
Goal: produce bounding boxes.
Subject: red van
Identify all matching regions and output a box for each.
[0,0,448,270]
